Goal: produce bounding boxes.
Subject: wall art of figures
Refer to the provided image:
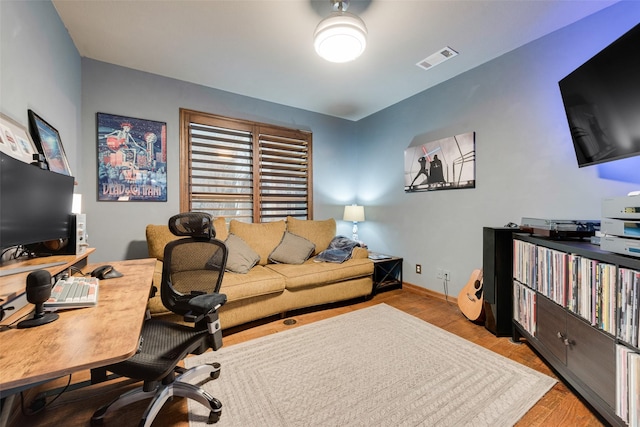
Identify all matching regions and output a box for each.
[97,113,167,201]
[404,131,476,193]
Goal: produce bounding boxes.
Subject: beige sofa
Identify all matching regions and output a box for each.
[145,216,373,329]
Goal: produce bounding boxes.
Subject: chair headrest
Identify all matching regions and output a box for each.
[168,212,215,239]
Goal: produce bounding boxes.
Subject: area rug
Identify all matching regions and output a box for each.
[185,304,555,426]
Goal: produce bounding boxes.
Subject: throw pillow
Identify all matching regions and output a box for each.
[229,220,286,265]
[286,217,336,256]
[269,232,316,265]
[224,234,260,274]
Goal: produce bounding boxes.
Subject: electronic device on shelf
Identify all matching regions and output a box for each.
[601,218,640,238]
[44,276,99,310]
[520,217,600,240]
[601,195,640,258]
[602,195,640,220]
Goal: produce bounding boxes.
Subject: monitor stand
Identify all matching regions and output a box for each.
[0,261,66,278]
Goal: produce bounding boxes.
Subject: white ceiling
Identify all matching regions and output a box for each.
[52,0,618,121]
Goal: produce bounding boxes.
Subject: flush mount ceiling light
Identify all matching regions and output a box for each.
[314,0,367,63]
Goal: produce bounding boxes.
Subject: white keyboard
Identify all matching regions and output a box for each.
[45,276,99,309]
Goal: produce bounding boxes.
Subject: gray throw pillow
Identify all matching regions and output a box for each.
[269,232,316,265]
[224,234,260,274]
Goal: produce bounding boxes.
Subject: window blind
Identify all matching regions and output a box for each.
[180,109,312,223]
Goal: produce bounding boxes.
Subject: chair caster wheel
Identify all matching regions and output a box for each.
[209,362,221,380]
[208,409,221,424]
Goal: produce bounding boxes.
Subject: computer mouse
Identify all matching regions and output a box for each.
[90,265,123,280]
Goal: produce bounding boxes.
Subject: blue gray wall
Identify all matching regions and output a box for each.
[355,2,640,295]
[80,60,357,262]
[3,1,640,297]
[0,0,81,173]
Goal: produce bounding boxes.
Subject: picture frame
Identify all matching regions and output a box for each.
[27,109,72,176]
[0,112,39,164]
[404,131,476,192]
[96,112,167,202]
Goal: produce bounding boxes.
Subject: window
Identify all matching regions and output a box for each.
[180,109,313,223]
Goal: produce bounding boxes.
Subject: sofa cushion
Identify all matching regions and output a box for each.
[286,217,336,256]
[266,257,373,291]
[213,217,228,241]
[220,266,286,301]
[146,224,180,261]
[269,232,315,265]
[229,220,286,265]
[224,234,260,274]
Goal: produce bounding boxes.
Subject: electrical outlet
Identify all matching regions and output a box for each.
[415,264,422,274]
[436,268,443,279]
[444,270,451,281]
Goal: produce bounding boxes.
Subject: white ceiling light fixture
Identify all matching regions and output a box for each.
[314,0,367,63]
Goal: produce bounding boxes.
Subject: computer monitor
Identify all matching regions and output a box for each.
[0,152,75,251]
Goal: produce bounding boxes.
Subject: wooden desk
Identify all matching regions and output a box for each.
[0,258,155,396]
[1,249,96,316]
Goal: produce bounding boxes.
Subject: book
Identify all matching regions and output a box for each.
[368,253,391,260]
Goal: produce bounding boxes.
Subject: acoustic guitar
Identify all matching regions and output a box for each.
[457,269,485,323]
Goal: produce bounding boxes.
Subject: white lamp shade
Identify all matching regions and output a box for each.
[343,205,365,222]
[314,12,367,63]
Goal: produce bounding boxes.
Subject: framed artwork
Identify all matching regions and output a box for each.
[404,131,476,192]
[28,110,72,176]
[0,112,39,164]
[96,112,167,202]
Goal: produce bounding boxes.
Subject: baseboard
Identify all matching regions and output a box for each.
[402,282,458,304]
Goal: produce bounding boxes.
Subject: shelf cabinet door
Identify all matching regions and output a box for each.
[536,295,568,365]
[566,314,616,408]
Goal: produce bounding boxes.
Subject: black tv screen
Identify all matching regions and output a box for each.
[559,23,640,167]
[0,152,75,250]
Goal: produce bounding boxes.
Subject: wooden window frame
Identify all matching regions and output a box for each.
[179,108,313,222]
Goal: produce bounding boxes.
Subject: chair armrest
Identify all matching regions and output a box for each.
[187,293,227,316]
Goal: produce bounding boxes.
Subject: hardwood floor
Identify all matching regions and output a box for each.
[9,288,605,426]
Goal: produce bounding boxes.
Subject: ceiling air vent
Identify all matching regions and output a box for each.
[416,46,458,70]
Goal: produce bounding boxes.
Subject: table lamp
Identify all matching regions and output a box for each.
[343,204,365,241]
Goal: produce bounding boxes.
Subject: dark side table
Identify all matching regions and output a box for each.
[368,254,403,295]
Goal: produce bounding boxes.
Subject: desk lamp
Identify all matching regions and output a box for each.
[343,204,365,241]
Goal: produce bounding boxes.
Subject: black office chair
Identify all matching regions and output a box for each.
[91,212,228,426]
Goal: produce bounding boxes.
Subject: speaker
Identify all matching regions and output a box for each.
[482,227,514,336]
[69,213,87,255]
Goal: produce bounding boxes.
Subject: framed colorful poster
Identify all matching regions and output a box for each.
[404,131,476,192]
[96,112,167,202]
[0,112,39,165]
[28,110,72,176]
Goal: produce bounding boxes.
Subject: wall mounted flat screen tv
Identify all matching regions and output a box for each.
[559,23,640,167]
[0,152,74,250]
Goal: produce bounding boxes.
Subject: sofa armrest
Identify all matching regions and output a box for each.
[352,247,369,259]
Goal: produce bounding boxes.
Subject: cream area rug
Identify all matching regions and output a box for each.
[185,304,555,426]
